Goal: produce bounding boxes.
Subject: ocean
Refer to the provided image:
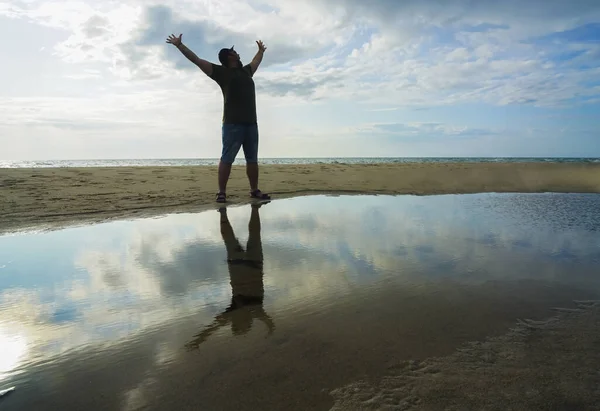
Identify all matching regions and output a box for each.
[1,157,599,168]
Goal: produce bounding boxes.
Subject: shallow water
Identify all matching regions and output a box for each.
[0,193,599,410]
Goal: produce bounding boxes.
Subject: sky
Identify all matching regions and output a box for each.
[1,0,599,160]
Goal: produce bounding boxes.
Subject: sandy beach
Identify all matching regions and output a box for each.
[1,165,600,410]
[1,162,599,233]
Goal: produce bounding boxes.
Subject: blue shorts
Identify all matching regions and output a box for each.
[221,123,259,164]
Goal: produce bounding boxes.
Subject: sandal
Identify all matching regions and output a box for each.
[250,189,271,200]
[216,192,226,203]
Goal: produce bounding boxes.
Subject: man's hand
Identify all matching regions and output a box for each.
[166,33,183,47]
[250,40,266,74]
[166,33,213,76]
[256,40,267,53]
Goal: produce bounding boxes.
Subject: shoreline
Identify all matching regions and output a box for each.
[3,157,599,169]
[2,162,599,234]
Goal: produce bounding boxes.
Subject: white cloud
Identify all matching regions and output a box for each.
[0,0,599,159]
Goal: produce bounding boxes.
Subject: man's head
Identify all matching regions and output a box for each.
[218,46,242,68]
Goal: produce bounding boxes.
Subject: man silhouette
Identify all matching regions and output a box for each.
[166,33,271,204]
[186,203,274,349]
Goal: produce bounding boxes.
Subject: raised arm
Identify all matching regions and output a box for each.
[249,40,267,75]
[166,33,213,77]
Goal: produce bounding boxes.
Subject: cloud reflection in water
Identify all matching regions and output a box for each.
[0,193,599,409]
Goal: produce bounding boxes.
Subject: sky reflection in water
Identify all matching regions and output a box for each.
[0,193,599,409]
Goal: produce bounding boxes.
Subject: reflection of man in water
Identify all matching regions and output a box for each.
[186,203,274,350]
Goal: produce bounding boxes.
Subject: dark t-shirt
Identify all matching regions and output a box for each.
[210,63,257,125]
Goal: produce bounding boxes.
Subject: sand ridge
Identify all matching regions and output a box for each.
[1,162,599,233]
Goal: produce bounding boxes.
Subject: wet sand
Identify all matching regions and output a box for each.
[1,185,600,410]
[1,162,599,233]
[3,280,598,411]
[330,300,600,411]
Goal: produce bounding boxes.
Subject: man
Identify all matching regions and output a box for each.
[166,33,271,203]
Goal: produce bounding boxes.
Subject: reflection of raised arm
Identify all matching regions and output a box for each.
[257,309,275,335]
[166,33,213,77]
[186,314,229,350]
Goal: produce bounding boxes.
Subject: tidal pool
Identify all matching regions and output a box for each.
[0,193,599,410]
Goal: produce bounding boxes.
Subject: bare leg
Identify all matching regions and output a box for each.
[218,161,232,193]
[246,162,259,192]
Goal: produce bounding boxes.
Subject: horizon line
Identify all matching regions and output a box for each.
[4,156,600,162]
